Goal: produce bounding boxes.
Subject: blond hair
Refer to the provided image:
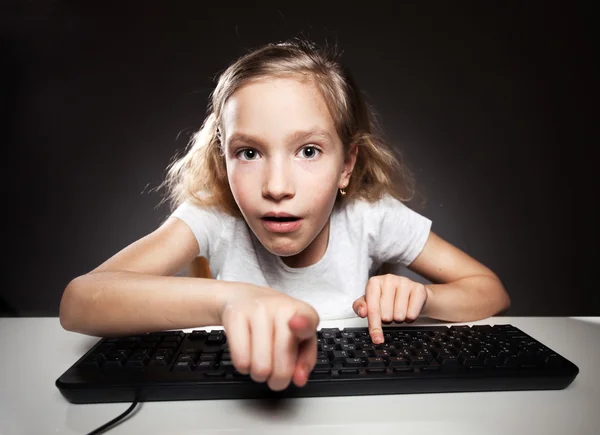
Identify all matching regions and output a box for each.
[157,39,424,217]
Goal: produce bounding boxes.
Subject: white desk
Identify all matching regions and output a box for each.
[1,316,598,435]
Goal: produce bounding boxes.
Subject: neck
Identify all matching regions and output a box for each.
[281,218,330,268]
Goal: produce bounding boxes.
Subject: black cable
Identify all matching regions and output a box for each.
[86,399,139,435]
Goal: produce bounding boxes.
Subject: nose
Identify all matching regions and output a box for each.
[262,158,294,201]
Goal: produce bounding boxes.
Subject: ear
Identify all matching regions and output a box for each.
[339,144,358,189]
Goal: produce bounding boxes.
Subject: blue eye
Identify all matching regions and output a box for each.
[300,146,320,159]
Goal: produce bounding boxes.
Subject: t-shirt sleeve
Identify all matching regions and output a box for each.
[370,195,433,266]
[169,200,225,259]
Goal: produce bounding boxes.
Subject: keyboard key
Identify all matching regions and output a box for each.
[408,356,430,366]
[204,371,226,377]
[200,353,218,361]
[173,361,193,371]
[367,357,386,367]
[338,368,359,376]
[545,354,562,368]
[149,357,169,366]
[344,358,363,368]
[195,361,216,371]
[177,354,196,362]
[389,357,409,367]
[80,355,104,369]
[366,367,387,374]
[353,350,370,359]
[440,355,459,365]
[207,335,226,345]
[309,369,330,378]
[332,351,349,361]
[233,370,251,379]
[161,331,185,338]
[315,358,330,369]
[158,342,179,350]
[392,366,414,373]
[189,331,208,340]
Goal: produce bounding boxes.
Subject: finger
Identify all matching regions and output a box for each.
[289,311,318,387]
[393,281,411,323]
[406,285,428,322]
[269,313,297,391]
[288,312,316,341]
[365,278,384,344]
[224,311,251,374]
[352,296,367,317]
[250,305,273,383]
[292,333,317,388]
[380,277,396,324]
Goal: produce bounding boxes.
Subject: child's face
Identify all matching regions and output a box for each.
[221,77,354,266]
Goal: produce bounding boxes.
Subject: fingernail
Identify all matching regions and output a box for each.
[302,365,310,384]
[360,307,366,317]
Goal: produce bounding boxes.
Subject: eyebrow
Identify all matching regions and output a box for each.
[227,128,333,147]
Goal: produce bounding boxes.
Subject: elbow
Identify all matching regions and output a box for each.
[481,274,511,317]
[59,276,88,333]
[504,290,511,309]
[501,291,511,313]
[495,281,511,315]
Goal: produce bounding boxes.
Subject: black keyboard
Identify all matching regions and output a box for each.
[56,324,579,404]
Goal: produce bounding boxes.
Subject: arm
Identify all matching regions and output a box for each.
[60,217,230,336]
[61,272,232,337]
[61,217,321,391]
[408,231,511,322]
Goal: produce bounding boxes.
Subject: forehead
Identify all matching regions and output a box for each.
[221,77,339,144]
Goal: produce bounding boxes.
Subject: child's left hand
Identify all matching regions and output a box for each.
[352,274,432,344]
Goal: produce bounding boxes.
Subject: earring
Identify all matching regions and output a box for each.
[339,188,347,196]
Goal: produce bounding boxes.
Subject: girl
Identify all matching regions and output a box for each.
[59,39,510,392]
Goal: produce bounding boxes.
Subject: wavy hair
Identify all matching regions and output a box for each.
[157,39,423,217]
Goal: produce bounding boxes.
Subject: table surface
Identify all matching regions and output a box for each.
[1,316,599,435]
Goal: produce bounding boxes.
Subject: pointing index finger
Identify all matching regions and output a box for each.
[366,279,384,344]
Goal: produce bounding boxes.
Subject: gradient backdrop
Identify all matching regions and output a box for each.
[2,3,595,316]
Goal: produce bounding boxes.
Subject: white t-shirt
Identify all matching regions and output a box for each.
[171,194,432,320]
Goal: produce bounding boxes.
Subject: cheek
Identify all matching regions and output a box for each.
[227,162,258,200]
[297,159,342,193]
[227,160,252,182]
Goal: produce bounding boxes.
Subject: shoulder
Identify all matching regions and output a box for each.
[337,193,417,221]
[171,199,236,225]
[169,199,242,253]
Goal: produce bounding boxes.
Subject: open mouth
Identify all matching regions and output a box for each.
[261,216,300,222]
[260,214,303,233]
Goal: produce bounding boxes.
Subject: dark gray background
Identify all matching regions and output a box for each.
[2,2,596,317]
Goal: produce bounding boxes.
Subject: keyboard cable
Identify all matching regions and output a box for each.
[86,398,140,435]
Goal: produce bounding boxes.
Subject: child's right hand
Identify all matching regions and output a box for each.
[217,285,319,391]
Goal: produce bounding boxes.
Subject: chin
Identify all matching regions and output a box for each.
[267,245,304,257]
[262,239,305,257]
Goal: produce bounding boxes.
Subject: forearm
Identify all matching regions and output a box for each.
[59,271,231,337]
[421,275,511,322]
